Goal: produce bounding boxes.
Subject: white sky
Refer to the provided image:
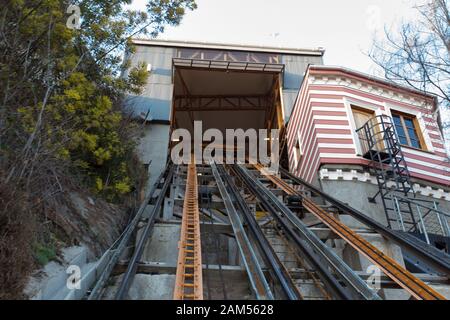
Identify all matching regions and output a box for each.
[129,0,449,151]
[130,0,422,74]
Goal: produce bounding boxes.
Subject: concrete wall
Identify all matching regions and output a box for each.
[320,179,389,225]
[136,123,170,191]
[319,177,450,232]
[282,54,323,122]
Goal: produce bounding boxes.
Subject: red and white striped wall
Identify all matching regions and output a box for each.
[286,66,450,187]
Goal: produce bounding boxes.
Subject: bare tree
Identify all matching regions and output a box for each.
[369,0,449,113]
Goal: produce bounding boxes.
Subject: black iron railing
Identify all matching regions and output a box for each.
[355,114,399,159]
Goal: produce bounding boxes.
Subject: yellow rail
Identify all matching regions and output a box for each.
[254,164,446,300]
[173,161,203,300]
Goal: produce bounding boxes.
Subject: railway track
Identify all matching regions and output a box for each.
[278,167,450,276]
[173,161,203,300]
[232,164,381,300]
[254,163,446,300]
[86,161,448,300]
[217,164,302,300]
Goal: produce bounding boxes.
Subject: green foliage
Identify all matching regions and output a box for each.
[1,0,196,201]
[0,0,195,299]
[33,243,56,266]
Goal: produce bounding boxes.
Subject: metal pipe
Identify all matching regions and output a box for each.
[416,205,430,245]
[433,202,445,237]
[394,196,406,232]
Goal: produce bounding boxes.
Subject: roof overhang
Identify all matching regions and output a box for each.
[171,58,285,136]
[173,57,285,74]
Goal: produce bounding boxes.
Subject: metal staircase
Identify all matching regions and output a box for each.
[356,115,416,229]
[356,115,450,249]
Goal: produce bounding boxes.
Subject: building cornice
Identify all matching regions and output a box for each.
[131,38,325,56]
[307,65,437,110]
[319,168,450,201]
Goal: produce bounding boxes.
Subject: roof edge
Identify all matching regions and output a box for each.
[308,65,437,102]
[131,38,325,56]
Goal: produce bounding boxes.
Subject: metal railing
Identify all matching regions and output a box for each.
[390,195,450,242]
[355,114,399,157]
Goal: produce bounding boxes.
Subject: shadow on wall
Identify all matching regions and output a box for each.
[151,67,172,77]
[124,95,171,122]
[284,72,303,90]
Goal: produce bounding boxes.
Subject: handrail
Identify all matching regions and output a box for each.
[88,163,173,300]
[114,164,175,299]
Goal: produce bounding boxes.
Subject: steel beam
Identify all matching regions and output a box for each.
[219,165,302,300]
[234,164,380,300]
[210,162,274,300]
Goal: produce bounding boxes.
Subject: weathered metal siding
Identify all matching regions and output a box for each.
[126,45,322,123]
[126,45,175,121]
[281,54,323,122]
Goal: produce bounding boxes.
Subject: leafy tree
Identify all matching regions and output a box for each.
[369,0,449,115]
[0,0,196,297]
[1,0,196,197]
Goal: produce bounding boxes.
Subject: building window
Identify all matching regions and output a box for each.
[391,111,424,150]
[351,106,374,130]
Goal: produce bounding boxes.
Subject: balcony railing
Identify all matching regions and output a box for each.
[355,114,400,161]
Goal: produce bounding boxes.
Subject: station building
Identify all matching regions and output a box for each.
[121,39,450,299]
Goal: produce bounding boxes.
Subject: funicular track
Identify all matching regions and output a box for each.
[212,163,302,300]
[87,160,449,300]
[277,167,450,276]
[87,163,175,300]
[173,161,203,300]
[231,164,381,300]
[253,164,445,300]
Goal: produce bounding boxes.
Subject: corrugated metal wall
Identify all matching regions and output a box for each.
[125,46,176,121]
[126,44,323,124]
[282,54,323,122]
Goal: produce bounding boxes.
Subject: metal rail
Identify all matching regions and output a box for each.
[303,198,445,300]
[278,167,450,276]
[220,165,302,300]
[233,164,380,300]
[210,162,274,299]
[114,165,175,299]
[258,165,444,288]
[88,164,173,300]
[257,163,446,300]
[270,221,331,299]
[173,162,203,300]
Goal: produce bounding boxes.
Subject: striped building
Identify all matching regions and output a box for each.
[286,65,450,227]
[287,65,450,186]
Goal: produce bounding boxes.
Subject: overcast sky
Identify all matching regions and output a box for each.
[130,0,423,74]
